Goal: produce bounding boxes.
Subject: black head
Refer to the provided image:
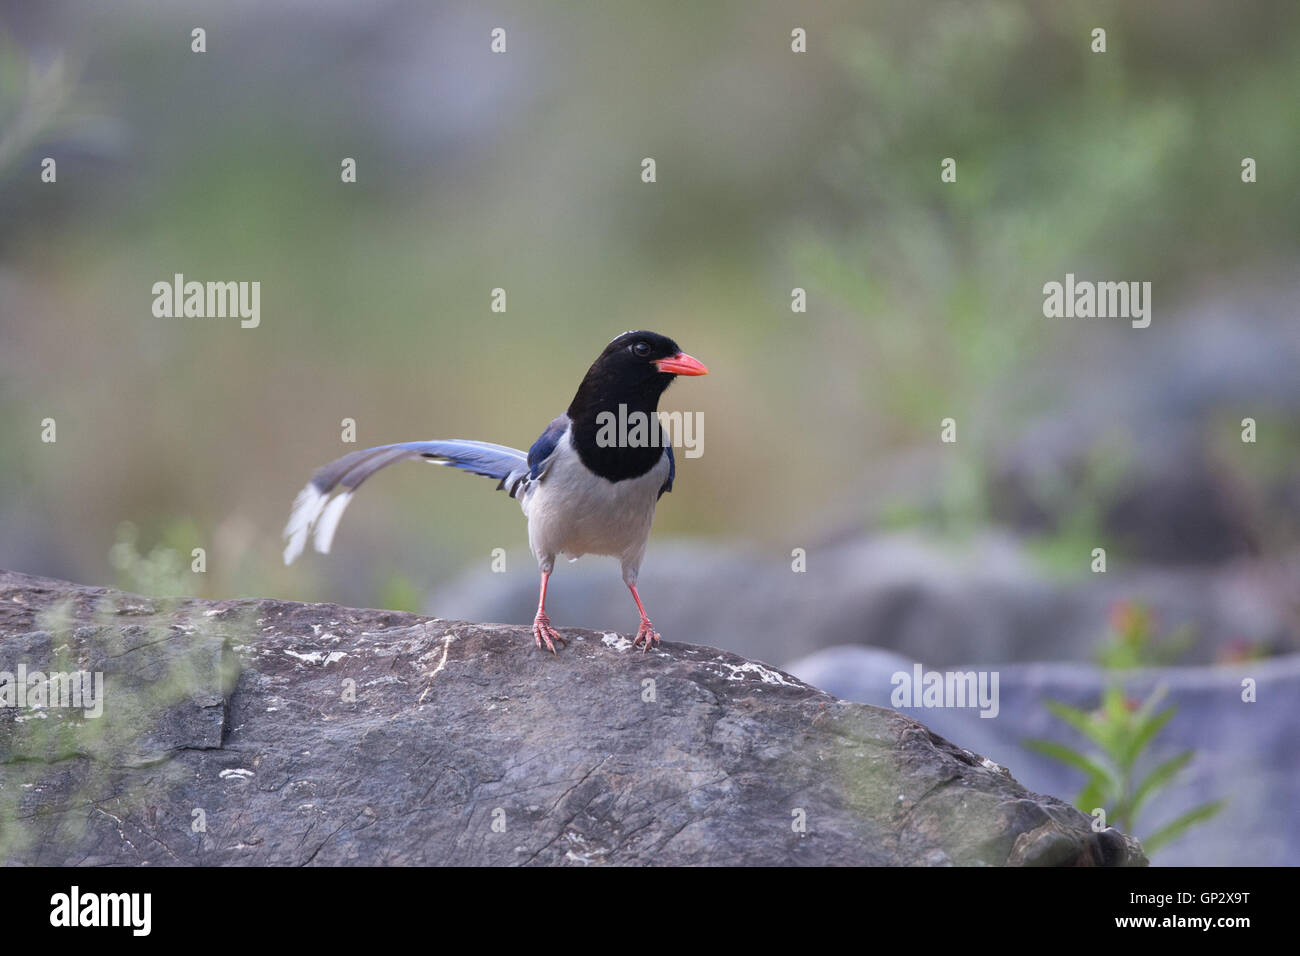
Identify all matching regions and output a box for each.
[566,330,708,481]
[568,331,707,420]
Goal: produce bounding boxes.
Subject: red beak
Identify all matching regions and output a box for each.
[654,351,709,376]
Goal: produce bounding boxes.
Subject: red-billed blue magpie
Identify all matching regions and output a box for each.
[283,331,708,653]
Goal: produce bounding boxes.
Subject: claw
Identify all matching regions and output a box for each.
[532,613,567,654]
[633,619,660,652]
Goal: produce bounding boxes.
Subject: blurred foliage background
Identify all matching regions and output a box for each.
[1,0,1298,612]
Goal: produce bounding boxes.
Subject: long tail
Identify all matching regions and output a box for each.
[282,439,529,564]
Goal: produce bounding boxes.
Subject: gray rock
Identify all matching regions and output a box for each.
[785,644,1299,866]
[0,569,1143,866]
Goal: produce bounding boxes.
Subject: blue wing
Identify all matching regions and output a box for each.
[528,415,570,480]
[658,444,675,499]
[311,439,526,494]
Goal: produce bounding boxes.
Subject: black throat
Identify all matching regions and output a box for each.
[566,368,674,482]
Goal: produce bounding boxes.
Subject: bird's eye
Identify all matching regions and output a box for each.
[632,341,651,357]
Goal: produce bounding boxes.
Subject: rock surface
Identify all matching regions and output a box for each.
[0,570,1144,866]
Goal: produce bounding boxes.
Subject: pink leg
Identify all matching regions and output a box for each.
[531,571,567,654]
[627,583,660,652]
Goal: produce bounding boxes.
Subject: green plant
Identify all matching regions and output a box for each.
[1026,683,1223,855]
[1026,602,1222,854]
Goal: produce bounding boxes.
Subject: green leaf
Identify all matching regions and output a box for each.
[1132,683,1170,723]
[1024,738,1116,791]
[1141,801,1226,856]
[1130,751,1194,822]
[1095,687,1131,757]
[1118,705,1176,772]
[1044,699,1110,750]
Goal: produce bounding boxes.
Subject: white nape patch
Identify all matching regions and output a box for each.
[283,484,327,564]
[313,491,354,554]
[602,632,633,652]
[219,768,254,780]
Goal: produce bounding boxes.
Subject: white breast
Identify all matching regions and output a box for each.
[521,430,669,581]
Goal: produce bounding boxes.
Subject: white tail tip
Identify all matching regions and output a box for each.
[313,492,353,555]
[283,484,326,565]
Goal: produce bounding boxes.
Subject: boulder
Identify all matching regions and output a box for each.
[0,570,1143,866]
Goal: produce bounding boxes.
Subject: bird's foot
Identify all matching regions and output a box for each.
[532,612,568,655]
[633,618,660,652]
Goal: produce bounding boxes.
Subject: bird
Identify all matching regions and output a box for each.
[282,330,709,654]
